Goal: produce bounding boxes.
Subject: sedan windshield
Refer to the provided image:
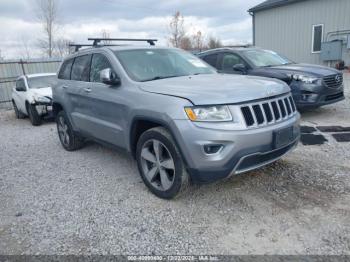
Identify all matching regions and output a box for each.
[243,49,293,67]
[28,75,57,89]
[114,49,216,82]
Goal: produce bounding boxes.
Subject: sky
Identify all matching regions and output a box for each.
[0,0,263,59]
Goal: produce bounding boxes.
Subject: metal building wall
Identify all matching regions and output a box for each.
[0,59,61,109]
[254,0,350,66]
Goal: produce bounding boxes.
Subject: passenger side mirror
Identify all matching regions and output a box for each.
[233,64,247,74]
[100,68,121,86]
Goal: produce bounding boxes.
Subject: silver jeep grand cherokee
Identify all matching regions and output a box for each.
[53,42,300,199]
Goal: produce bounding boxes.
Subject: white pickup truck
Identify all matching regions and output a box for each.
[12,73,56,126]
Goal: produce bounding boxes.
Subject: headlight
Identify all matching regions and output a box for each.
[185,105,232,122]
[34,96,51,103]
[292,74,319,84]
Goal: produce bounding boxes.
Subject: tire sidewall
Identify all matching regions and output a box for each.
[12,101,20,118]
[56,111,75,151]
[136,128,185,199]
[27,103,41,126]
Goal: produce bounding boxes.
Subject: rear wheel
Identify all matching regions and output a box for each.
[12,100,25,119]
[56,110,85,151]
[136,127,189,199]
[26,103,42,126]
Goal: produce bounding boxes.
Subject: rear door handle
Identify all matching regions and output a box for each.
[62,85,68,89]
[84,87,92,93]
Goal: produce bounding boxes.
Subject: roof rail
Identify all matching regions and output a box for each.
[68,43,127,52]
[87,38,158,46]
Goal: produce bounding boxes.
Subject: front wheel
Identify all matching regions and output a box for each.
[136,127,189,199]
[56,111,85,151]
[26,103,42,126]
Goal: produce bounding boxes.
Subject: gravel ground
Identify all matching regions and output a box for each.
[0,73,350,255]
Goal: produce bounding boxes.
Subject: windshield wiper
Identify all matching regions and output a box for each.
[141,75,183,82]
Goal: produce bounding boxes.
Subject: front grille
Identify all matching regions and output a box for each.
[323,74,343,89]
[240,94,297,127]
[325,92,344,102]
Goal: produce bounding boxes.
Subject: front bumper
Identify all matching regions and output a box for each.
[171,114,300,183]
[32,103,53,117]
[291,82,344,109]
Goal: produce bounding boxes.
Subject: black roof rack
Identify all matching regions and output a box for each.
[87,38,158,46]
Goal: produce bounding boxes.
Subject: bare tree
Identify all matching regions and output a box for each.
[54,38,73,57]
[0,49,4,61]
[191,31,206,52]
[207,36,222,49]
[19,37,33,60]
[36,0,59,57]
[168,11,185,48]
[101,29,112,44]
[180,36,192,50]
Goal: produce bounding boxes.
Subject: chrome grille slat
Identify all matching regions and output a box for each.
[260,103,268,124]
[249,105,258,126]
[240,94,297,128]
[268,102,276,122]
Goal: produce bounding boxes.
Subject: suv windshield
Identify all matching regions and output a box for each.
[114,49,216,82]
[28,75,57,89]
[243,49,292,67]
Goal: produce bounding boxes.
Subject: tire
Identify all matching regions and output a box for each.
[26,103,42,126]
[12,100,25,119]
[136,127,189,199]
[56,110,85,151]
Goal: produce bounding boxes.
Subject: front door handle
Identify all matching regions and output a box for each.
[84,87,92,93]
[62,85,68,89]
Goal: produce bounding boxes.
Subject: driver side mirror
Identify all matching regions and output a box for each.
[233,64,247,74]
[100,68,121,86]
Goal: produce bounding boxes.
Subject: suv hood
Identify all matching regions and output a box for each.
[29,87,52,98]
[267,63,340,77]
[138,74,290,105]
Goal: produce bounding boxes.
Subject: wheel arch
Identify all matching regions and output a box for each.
[52,102,64,118]
[129,116,187,167]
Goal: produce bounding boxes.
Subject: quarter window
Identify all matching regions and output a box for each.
[58,59,74,80]
[312,24,323,53]
[90,54,112,82]
[202,54,218,68]
[71,55,92,81]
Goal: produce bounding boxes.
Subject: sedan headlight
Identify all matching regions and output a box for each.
[34,95,51,103]
[292,74,319,84]
[185,105,232,122]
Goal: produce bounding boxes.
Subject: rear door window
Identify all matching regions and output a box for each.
[71,55,92,81]
[58,59,74,79]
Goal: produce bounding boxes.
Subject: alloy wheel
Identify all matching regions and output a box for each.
[140,139,175,191]
[57,116,70,147]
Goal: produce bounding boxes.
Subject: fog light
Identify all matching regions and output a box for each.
[204,144,223,154]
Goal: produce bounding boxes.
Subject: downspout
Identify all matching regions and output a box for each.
[249,11,255,46]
